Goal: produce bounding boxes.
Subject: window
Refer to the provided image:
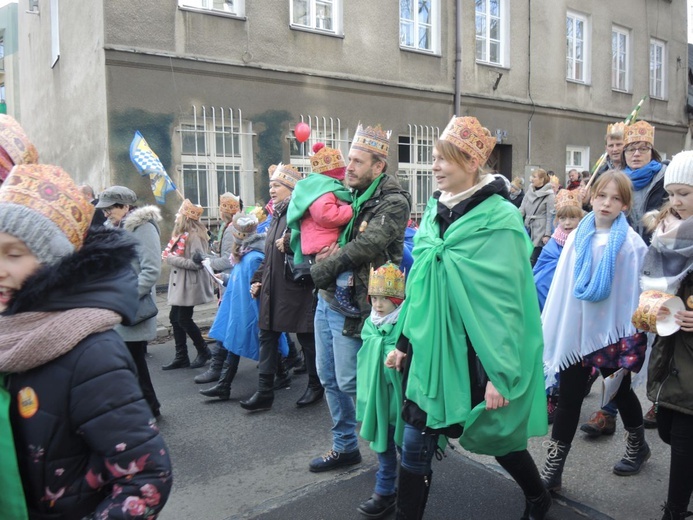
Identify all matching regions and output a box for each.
[289,116,350,175]
[566,11,589,83]
[400,0,440,54]
[612,26,630,92]
[179,0,245,17]
[179,107,254,219]
[397,125,440,215]
[290,0,342,35]
[650,38,666,99]
[566,146,590,173]
[475,0,508,67]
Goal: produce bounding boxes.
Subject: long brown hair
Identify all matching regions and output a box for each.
[172,214,208,241]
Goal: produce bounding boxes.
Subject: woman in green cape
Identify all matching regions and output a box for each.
[391,116,550,520]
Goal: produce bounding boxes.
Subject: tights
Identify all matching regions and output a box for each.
[657,407,693,513]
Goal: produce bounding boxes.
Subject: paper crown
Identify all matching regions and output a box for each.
[311,142,346,174]
[0,115,39,182]
[351,124,391,158]
[231,213,258,240]
[179,198,204,220]
[270,162,303,190]
[632,290,685,336]
[624,121,655,146]
[549,174,560,186]
[247,205,268,224]
[0,164,94,250]
[219,192,241,215]
[368,262,405,300]
[554,189,582,212]
[606,122,627,139]
[268,164,277,179]
[440,116,496,165]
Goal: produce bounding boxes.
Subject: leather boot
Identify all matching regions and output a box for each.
[296,385,324,408]
[661,503,693,519]
[194,343,225,384]
[190,344,212,369]
[395,467,432,520]
[199,356,238,400]
[274,363,291,390]
[521,489,552,520]
[613,425,651,476]
[161,344,190,370]
[240,374,274,412]
[539,439,571,492]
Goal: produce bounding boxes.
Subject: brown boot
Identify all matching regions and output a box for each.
[580,410,616,437]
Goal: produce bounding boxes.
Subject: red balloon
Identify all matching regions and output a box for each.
[295,122,311,143]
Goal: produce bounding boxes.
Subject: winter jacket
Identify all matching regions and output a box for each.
[310,174,411,336]
[253,198,316,334]
[300,192,353,255]
[208,222,234,293]
[115,206,162,342]
[165,231,215,307]
[2,228,173,519]
[630,162,668,244]
[520,183,555,246]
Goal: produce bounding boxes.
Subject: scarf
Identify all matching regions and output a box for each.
[625,160,663,191]
[370,305,402,327]
[161,232,189,260]
[552,226,570,247]
[341,174,384,242]
[573,212,628,302]
[641,214,693,294]
[566,180,582,191]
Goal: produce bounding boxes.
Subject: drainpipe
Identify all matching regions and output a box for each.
[454,0,462,115]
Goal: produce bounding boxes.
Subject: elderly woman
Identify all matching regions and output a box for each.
[97,186,163,417]
[392,117,550,519]
[520,168,556,266]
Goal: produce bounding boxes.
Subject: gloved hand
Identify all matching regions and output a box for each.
[192,251,204,265]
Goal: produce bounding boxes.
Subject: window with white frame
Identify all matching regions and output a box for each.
[650,38,666,99]
[179,0,244,16]
[400,0,440,54]
[290,0,342,35]
[179,107,254,219]
[566,146,589,173]
[397,125,440,215]
[566,11,589,83]
[288,116,351,175]
[612,26,630,92]
[475,0,508,67]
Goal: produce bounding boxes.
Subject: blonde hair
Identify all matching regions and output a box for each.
[435,139,487,182]
[555,205,585,220]
[532,168,549,187]
[590,170,633,210]
[172,214,209,241]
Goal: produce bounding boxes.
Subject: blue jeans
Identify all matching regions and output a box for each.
[314,295,362,453]
[400,423,439,476]
[375,426,399,496]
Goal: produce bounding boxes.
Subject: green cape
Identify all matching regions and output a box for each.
[0,375,29,519]
[401,195,547,456]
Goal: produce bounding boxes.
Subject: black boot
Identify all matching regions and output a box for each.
[539,439,571,492]
[395,467,432,520]
[274,363,291,390]
[240,373,274,412]
[194,343,225,383]
[521,490,552,520]
[162,344,190,370]
[613,425,651,476]
[661,503,693,520]
[199,356,238,400]
[190,343,212,369]
[296,385,324,408]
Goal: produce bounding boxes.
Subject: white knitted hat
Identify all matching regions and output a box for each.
[664,151,693,189]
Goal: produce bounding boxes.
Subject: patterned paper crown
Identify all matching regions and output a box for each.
[549,174,560,187]
[270,162,303,190]
[0,115,39,181]
[268,164,277,179]
[368,262,405,300]
[624,120,655,146]
[606,122,627,139]
[311,142,346,174]
[231,213,258,241]
[350,124,391,158]
[248,205,268,224]
[219,192,241,215]
[440,116,496,165]
[554,189,582,212]
[179,198,204,221]
[0,164,94,250]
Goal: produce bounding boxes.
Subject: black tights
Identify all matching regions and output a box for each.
[169,305,205,349]
[496,450,545,499]
[552,363,643,444]
[657,407,693,513]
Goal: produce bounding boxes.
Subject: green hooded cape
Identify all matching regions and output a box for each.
[401,195,547,456]
[0,375,29,519]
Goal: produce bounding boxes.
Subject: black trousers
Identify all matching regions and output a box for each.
[258,330,321,387]
[169,305,205,350]
[126,340,160,415]
[657,406,693,512]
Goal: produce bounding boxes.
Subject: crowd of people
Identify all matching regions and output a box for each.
[1,109,692,520]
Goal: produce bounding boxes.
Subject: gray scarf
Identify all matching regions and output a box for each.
[641,215,693,296]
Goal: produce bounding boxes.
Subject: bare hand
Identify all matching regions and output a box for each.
[541,236,550,245]
[675,309,693,332]
[275,238,285,253]
[316,242,340,262]
[250,282,261,298]
[657,306,671,321]
[387,349,407,371]
[485,381,509,410]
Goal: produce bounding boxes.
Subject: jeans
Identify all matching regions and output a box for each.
[375,426,399,496]
[400,423,439,476]
[169,305,205,350]
[314,295,362,453]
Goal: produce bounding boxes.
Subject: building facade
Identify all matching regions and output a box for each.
[15,0,689,220]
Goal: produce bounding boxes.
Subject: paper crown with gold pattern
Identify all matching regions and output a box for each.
[0,115,39,182]
[631,290,684,336]
[624,120,655,146]
[606,122,627,139]
[554,189,582,212]
[350,124,391,159]
[179,198,204,221]
[268,164,277,179]
[0,164,94,265]
[311,142,346,175]
[219,192,241,216]
[368,262,406,301]
[231,213,259,241]
[440,116,497,165]
[270,162,303,190]
[247,205,268,224]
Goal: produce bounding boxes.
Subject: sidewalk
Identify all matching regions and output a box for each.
[154,286,219,338]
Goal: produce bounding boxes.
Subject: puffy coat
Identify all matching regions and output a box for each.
[165,231,215,307]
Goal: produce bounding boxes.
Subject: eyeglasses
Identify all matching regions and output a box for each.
[624,146,652,155]
[102,207,115,215]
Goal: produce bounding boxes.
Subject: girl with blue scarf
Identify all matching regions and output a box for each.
[540,171,650,493]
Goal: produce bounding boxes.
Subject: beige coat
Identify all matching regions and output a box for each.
[165,231,215,307]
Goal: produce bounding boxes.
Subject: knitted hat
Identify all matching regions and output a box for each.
[0,164,94,265]
[368,262,406,306]
[270,163,302,190]
[0,115,39,182]
[624,120,655,146]
[231,213,259,242]
[179,198,204,220]
[219,192,241,215]
[95,185,137,208]
[311,142,346,180]
[350,124,391,159]
[440,116,497,165]
[664,150,693,188]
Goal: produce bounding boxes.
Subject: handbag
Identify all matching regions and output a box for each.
[132,293,159,325]
[284,253,314,284]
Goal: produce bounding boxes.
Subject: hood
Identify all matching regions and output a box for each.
[241,232,266,253]
[3,227,139,325]
[123,205,162,234]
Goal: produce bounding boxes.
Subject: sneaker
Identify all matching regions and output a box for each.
[547,395,558,425]
[643,404,657,429]
[309,449,361,473]
[357,493,396,519]
[580,410,617,437]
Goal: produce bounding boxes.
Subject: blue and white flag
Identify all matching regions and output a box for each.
[129,131,177,204]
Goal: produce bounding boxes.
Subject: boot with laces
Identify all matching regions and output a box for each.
[580,410,617,437]
[613,425,650,476]
[661,503,693,519]
[539,439,570,492]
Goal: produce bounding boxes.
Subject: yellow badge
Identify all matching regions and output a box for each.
[18,387,39,419]
[359,221,368,233]
[687,296,693,309]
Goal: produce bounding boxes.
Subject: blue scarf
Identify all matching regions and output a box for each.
[624,160,662,191]
[573,212,628,302]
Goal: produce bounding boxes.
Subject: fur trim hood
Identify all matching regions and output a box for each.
[123,205,162,234]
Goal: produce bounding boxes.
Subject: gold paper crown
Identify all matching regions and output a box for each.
[624,120,655,146]
[0,115,39,167]
[231,213,258,240]
[549,174,560,187]
[270,162,303,190]
[440,116,496,165]
[248,205,268,224]
[179,198,204,221]
[606,122,627,139]
[554,189,582,212]
[350,124,391,158]
[219,192,241,215]
[631,290,676,334]
[268,164,277,178]
[0,164,94,250]
[311,143,346,174]
[368,262,405,300]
